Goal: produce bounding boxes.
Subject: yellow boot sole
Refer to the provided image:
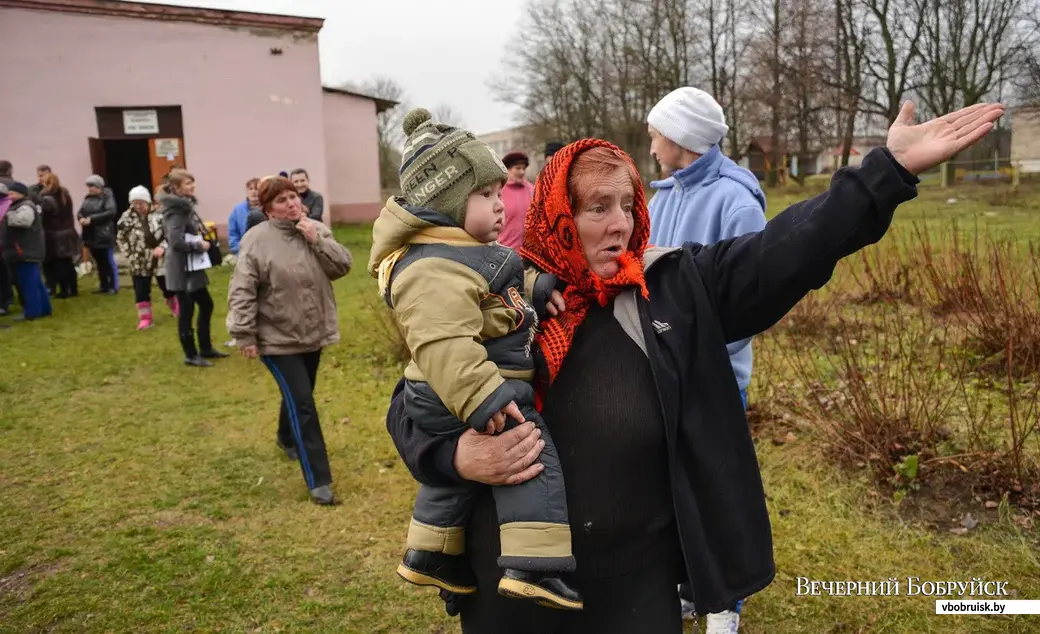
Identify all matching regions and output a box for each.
[497,577,584,610]
[396,563,476,595]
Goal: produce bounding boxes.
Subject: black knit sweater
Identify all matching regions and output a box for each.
[466,302,682,581]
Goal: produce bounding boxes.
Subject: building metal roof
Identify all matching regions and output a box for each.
[0,0,325,33]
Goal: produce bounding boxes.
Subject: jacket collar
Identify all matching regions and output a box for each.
[610,246,680,358]
[267,218,298,231]
[650,145,723,191]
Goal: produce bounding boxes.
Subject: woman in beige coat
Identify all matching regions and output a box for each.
[226,176,353,505]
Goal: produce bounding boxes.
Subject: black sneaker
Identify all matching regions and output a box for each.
[397,549,477,595]
[184,356,214,367]
[498,569,583,610]
[201,350,230,359]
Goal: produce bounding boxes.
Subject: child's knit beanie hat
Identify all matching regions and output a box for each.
[398,107,507,225]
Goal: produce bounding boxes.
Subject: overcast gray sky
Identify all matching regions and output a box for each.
[136,0,525,134]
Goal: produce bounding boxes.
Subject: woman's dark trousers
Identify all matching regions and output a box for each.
[44,258,77,297]
[0,262,14,311]
[260,350,332,491]
[176,288,215,357]
[15,262,52,319]
[91,248,116,292]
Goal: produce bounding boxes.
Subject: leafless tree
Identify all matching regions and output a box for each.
[859,0,926,123]
[917,0,1029,115]
[830,0,870,166]
[1011,12,1040,103]
[744,0,788,185]
[491,0,1035,182]
[431,104,466,129]
[696,0,754,155]
[782,0,832,181]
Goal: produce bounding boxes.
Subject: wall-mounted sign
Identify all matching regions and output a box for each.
[123,109,159,135]
[154,138,180,158]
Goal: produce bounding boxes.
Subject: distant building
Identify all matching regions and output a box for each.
[742,136,790,182]
[817,136,887,172]
[2,0,395,229]
[478,125,547,175]
[1011,104,1040,174]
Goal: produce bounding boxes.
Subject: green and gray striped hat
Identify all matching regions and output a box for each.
[399,108,507,225]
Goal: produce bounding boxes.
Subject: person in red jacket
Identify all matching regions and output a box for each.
[496,152,534,250]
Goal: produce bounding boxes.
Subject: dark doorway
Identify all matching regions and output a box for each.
[102,139,152,211]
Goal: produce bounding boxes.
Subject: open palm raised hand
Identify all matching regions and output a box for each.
[886,101,1005,176]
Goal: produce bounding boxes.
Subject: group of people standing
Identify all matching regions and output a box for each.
[226,168,325,258]
[0,162,127,325]
[0,160,219,367]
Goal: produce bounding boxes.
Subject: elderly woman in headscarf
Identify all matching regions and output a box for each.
[383,101,1004,633]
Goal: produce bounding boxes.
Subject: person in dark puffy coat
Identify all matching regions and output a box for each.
[40,172,80,298]
[1,182,51,321]
[77,174,119,294]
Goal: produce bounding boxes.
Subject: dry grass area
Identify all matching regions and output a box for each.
[2,181,1040,633]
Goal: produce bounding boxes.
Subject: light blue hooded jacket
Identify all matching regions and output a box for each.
[227,199,250,255]
[648,145,767,392]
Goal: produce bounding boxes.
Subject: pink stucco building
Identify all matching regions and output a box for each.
[1,0,392,231]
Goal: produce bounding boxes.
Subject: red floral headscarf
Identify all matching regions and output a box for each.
[520,139,650,384]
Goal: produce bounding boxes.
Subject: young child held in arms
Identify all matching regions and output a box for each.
[368,108,581,611]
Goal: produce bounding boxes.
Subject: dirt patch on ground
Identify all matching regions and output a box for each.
[896,466,1001,530]
[0,562,65,604]
[894,462,1040,534]
[752,411,1040,536]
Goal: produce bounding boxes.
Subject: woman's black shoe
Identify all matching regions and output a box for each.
[201,350,230,359]
[309,485,336,505]
[397,549,477,595]
[498,569,583,610]
[184,356,214,367]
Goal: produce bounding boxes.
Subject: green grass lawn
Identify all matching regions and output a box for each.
[2,186,1040,632]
